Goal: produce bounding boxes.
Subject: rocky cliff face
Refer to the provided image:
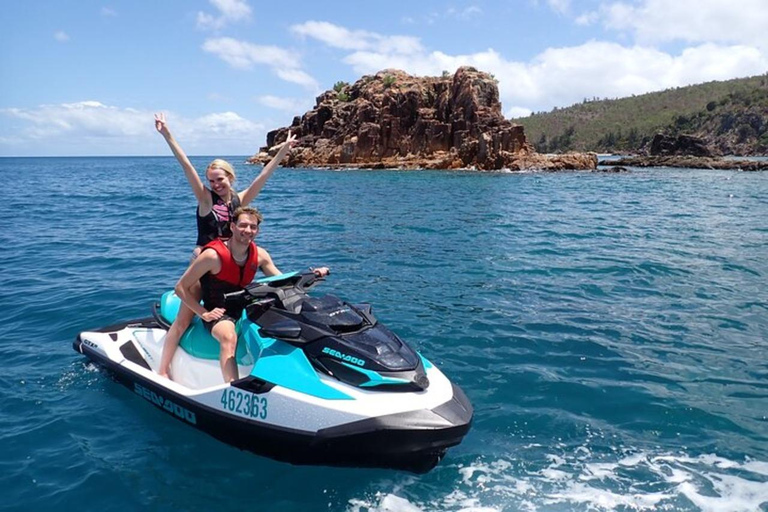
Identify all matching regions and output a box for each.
[249,67,596,171]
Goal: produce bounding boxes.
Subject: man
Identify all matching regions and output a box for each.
[174,206,329,382]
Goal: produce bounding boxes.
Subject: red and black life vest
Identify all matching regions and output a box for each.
[200,238,259,312]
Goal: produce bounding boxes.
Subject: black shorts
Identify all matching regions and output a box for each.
[202,313,239,333]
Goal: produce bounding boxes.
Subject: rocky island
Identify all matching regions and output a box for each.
[248,67,597,171]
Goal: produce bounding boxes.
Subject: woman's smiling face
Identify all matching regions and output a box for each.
[206,167,233,198]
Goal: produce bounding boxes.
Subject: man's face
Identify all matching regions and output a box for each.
[231,213,260,243]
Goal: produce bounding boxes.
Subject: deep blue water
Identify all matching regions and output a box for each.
[1,157,767,511]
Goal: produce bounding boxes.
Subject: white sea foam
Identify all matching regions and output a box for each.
[347,451,768,511]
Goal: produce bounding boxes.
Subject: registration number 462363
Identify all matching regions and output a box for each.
[220,388,268,420]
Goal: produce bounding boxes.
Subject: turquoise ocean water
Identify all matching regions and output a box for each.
[1,157,767,511]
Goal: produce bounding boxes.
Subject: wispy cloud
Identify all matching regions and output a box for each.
[291,21,423,54]
[54,31,70,43]
[403,6,483,27]
[445,6,483,19]
[197,0,252,31]
[574,11,599,26]
[100,7,117,17]
[545,0,571,15]
[257,95,311,113]
[202,37,319,90]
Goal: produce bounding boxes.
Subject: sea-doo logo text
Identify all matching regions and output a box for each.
[329,308,349,317]
[322,347,365,367]
[134,383,197,425]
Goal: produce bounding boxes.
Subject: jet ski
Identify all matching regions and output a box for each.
[73,271,472,473]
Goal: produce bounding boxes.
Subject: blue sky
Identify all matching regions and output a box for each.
[1,0,766,156]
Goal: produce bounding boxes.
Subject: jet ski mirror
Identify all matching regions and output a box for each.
[297,271,323,291]
[259,320,302,340]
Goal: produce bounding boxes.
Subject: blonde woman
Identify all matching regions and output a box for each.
[154,112,296,379]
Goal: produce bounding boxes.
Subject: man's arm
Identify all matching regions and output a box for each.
[257,247,330,279]
[257,247,282,277]
[175,251,224,321]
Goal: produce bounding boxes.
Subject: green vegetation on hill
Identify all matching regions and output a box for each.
[512,74,768,155]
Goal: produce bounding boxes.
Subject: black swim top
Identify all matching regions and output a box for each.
[195,188,241,246]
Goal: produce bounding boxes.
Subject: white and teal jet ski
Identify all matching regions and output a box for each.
[73,271,472,473]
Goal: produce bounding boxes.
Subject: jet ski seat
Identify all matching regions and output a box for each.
[158,291,252,364]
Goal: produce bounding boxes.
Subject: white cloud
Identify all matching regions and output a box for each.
[291,21,423,54]
[100,7,117,17]
[54,31,70,42]
[2,101,145,139]
[197,0,252,31]
[202,37,319,90]
[298,21,768,116]
[257,95,311,113]
[188,111,263,139]
[291,21,369,50]
[274,68,319,89]
[0,102,264,156]
[589,0,768,49]
[512,42,767,110]
[202,38,298,69]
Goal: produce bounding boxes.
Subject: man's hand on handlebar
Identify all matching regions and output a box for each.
[311,267,330,277]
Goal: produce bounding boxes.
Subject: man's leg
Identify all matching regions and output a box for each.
[158,282,201,379]
[211,319,239,383]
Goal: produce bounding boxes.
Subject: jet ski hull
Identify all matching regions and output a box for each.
[73,317,472,473]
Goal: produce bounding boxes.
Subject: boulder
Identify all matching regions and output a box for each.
[649,133,713,157]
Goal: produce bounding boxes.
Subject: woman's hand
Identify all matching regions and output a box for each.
[285,130,297,148]
[200,308,226,322]
[154,112,170,137]
[274,130,297,152]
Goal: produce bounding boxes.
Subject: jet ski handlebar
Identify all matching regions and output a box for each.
[225,270,325,304]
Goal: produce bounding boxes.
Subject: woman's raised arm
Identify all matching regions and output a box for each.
[238,130,297,206]
[155,113,208,205]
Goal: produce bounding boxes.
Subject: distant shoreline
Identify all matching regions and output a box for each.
[598,155,768,170]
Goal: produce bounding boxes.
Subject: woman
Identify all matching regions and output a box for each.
[154,112,296,379]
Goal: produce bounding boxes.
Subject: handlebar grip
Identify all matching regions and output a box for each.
[223,290,247,301]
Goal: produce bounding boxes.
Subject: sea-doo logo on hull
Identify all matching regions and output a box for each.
[322,347,365,367]
[134,383,197,425]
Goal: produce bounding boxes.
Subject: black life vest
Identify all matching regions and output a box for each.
[196,189,241,246]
